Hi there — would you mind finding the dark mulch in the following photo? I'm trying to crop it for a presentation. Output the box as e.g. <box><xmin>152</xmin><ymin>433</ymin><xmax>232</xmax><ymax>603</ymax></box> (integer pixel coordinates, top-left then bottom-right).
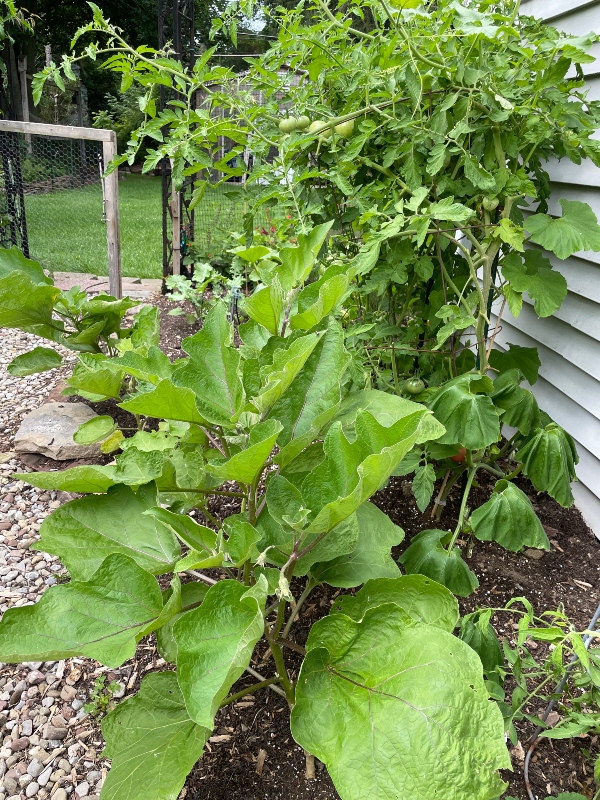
<box><xmin>10</xmin><ymin>295</ymin><xmax>600</xmax><ymax>800</ymax></box>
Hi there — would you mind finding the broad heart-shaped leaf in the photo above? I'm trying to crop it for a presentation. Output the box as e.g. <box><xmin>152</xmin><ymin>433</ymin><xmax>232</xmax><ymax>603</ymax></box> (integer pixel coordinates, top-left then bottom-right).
<box><xmin>119</xmin><ymin>379</ymin><xmax>207</xmax><ymax>424</ymax></box>
<box><xmin>7</xmin><ymin>346</ymin><xmax>62</xmax><ymax>376</ymax></box>
<box><xmin>36</xmin><ymin>484</ymin><xmax>180</xmax><ymax>580</ymax></box>
<box><xmin>471</xmin><ymin>480</ymin><xmax>550</xmax><ymax>552</ymax></box>
<box><xmin>0</xmin><ymin>246</ymin><xmax>53</xmax><ymax>284</ymax></box>
<box><xmin>173</xmin><ymin>303</ymin><xmax>244</xmax><ymax>426</ymax></box>
<box><xmin>289</xmin><ymin>264</ymin><xmax>352</xmax><ymax>330</ymax></box>
<box><xmin>269</xmin><ymin>319</ymin><xmax>351</xmax><ymax>452</ymax></box>
<box><xmin>174</xmin><ymin>577</ymin><xmax>267</xmax><ymax>729</ymax></box>
<box><xmin>250</xmin><ymin>331</ymin><xmax>323</xmax><ymax>415</ymax></box>
<box><xmin>428</xmin><ymin>374</ymin><xmax>500</xmax><ymax>449</ymax></box>
<box><xmin>0</xmin><ymin>554</ymin><xmax>174</xmax><ymax>668</ymax></box>
<box><xmin>309</xmin><ymin>502</ymin><xmax>404</xmax><ymax>588</ymax></box>
<box><xmin>516</xmin><ymin>423</ymin><xmax>578</xmax><ymax>507</ymax></box>
<box><xmin>399</xmin><ymin>529</ymin><xmax>479</xmax><ymax>597</ymax></box>
<box><xmin>291</xmin><ymin>605</ymin><xmax>510</xmax><ymax>800</ymax></box>
<box><xmin>301</xmin><ymin>407</ymin><xmax>444</xmax><ymax>535</ymax></box>
<box><xmin>208</xmin><ymin>419</ymin><xmax>282</xmax><ymax>485</ymax></box>
<box><xmin>334</xmin><ymin>390</ymin><xmax>437</xmax><ymax>437</ymax></box>
<box><xmin>143</xmin><ymin>507</ymin><xmax>218</xmax><ymax>552</ymax></box>
<box><xmin>501</xmin><ymin>250</ymin><xmax>567</xmax><ymax>318</ymax></box>
<box><xmin>242</xmin><ymin>276</ymin><xmax>285</xmax><ymax>336</ymax></box>
<box><xmin>489</xmin><ymin>343</ymin><xmax>540</xmax><ymax>385</ymax></box>
<box><xmin>157</xmin><ymin>583</ymin><xmax>209</xmax><ymax>663</ymax></box>
<box><xmin>491</xmin><ymin>369</ymin><xmax>540</xmax><ymax>435</ymax></box>
<box><xmin>73</xmin><ymin>415</ymin><xmax>116</xmax><ymax>444</ymax></box>
<box><xmin>15</xmin><ymin>465</ymin><xmax>118</xmax><ymax>493</ymax></box>
<box><xmin>111</xmin><ymin>346</ymin><xmax>172</xmax><ymax>383</ymax></box>
<box><xmin>331</xmin><ymin>574</ymin><xmax>459</xmax><ymax>632</ymax></box>
<box><xmin>0</xmin><ymin>271</ymin><xmax>60</xmax><ymax>340</ymax></box>
<box><xmin>100</xmin><ymin>671</ymin><xmax>209</xmax><ymax>800</ymax></box>
<box><xmin>524</xmin><ymin>199</ymin><xmax>600</xmax><ymax>260</ymax></box>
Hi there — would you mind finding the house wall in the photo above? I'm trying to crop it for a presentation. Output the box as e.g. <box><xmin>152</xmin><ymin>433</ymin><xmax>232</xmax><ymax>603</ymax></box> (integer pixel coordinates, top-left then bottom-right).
<box><xmin>493</xmin><ymin>0</ymin><xmax>600</xmax><ymax>535</ymax></box>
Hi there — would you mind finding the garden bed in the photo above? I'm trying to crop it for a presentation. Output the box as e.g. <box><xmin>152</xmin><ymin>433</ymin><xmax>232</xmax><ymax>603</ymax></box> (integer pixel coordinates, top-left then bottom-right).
<box><xmin>0</xmin><ymin>296</ymin><xmax>598</xmax><ymax>800</ymax></box>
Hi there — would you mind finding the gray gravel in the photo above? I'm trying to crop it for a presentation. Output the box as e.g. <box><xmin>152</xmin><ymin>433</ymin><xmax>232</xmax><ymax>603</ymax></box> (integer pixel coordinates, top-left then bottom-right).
<box><xmin>0</xmin><ymin>331</ymin><xmax>111</xmax><ymax>800</ymax></box>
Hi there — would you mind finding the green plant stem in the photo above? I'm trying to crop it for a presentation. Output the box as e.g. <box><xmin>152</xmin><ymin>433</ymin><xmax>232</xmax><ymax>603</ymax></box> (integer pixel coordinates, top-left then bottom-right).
<box><xmin>219</xmin><ymin>677</ymin><xmax>280</xmax><ymax>708</ymax></box>
<box><xmin>476</xmin><ymin>462</ymin><xmax>505</xmax><ymax>479</ymax></box>
<box><xmin>447</xmin><ymin>467</ymin><xmax>477</xmax><ymax>551</ymax></box>
<box><xmin>433</xmin><ymin>468</ymin><xmax>463</xmax><ymax>520</ymax></box>
<box><xmin>166</xmin><ymin>488</ymin><xmax>245</xmax><ymax>497</ymax></box>
<box><xmin>243</xmin><ymin>559</ymin><xmax>251</xmax><ymax>586</ymax></box>
<box><xmin>504</xmin><ymin>463</ymin><xmax>524</xmax><ymax>481</ymax></box>
<box><xmin>282</xmin><ymin>579</ymin><xmax>317</xmax><ymax>638</ymax></box>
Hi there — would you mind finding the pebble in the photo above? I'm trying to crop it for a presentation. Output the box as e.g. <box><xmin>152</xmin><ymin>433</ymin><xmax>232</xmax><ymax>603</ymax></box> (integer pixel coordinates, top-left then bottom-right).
<box><xmin>10</xmin><ymin>737</ymin><xmax>29</xmax><ymax>752</ymax></box>
<box><xmin>75</xmin><ymin>782</ymin><xmax>89</xmax><ymax>798</ymax></box>
<box><xmin>25</xmin><ymin>782</ymin><xmax>39</xmax><ymax>798</ymax></box>
<box><xmin>27</xmin><ymin>759</ymin><xmax>44</xmax><ymax>778</ymax></box>
<box><xmin>53</xmin><ymin>790</ymin><xmax>68</xmax><ymax>800</ymax></box>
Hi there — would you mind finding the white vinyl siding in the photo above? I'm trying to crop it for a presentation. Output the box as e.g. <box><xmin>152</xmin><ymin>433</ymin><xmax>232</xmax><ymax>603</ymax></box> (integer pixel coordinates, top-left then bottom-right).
<box><xmin>496</xmin><ymin>1</ymin><xmax>600</xmax><ymax>535</ymax></box>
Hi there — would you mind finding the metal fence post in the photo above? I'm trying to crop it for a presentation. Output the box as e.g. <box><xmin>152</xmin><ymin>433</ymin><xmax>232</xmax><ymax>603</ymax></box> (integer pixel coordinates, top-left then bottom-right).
<box><xmin>102</xmin><ymin>131</ymin><xmax>122</xmax><ymax>298</ymax></box>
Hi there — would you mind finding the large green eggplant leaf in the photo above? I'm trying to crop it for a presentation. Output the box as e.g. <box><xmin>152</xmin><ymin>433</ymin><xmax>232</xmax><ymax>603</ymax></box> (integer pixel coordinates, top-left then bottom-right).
<box><xmin>119</xmin><ymin>379</ymin><xmax>207</xmax><ymax>424</ymax></box>
<box><xmin>269</xmin><ymin>320</ymin><xmax>351</xmax><ymax>449</ymax></box>
<box><xmin>101</xmin><ymin>671</ymin><xmax>209</xmax><ymax>800</ymax></box>
<box><xmin>295</xmin><ymin>515</ymin><xmax>359</xmax><ymax>575</ymax></box>
<box><xmin>36</xmin><ymin>484</ymin><xmax>181</xmax><ymax>580</ymax></box>
<box><xmin>209</xmin><ymin>419</ymin><xmax>282</xmax><ymax>485</ymax></box>
<box><xmin>491</xmin><ymin>369</ymin><xmax>540</xmax><ymax>435</ymax></box>
<box><xmin>459</xmin><ymin>610</ymin><xmax>503</xmax><ymax>676</ymax></box>
<box><xmin>489</xmin><ymin>343</ymin><xmax>540</xmax><ymax>385</ymax></box>
<box><xmin>0</xmin><ymin>554</ymin><xmax>174</xmax><ymax>668</ymax></box>
<box><xmin>399</xmin><ymin>529</ymin><xmax>479</xmax><ymax>596</ymax></box>
<box><xmin>7</xmin><ymin>346</ymin><xmax>62</xmax><ymax>376</ymax></box>
<box><xmin>243</xmin><ymin>277</ymin><xmax>285</xmax><ymax>335</ymax></box>
<box><xmin>14</xmin><ymin>465</ymin><xmax>118</xmax><ymax>493</ymax></box>
<box><xmin>524</xmin><ymin>199</ymin><xmax>600</xmax><ymax>260</ymax></box>
<box><xmin>66</xmin><ymin>354</ymin><xmax>123</xmax><ymax>400</ymax></box>
<box><xmin>223</xmin><ymin>515</ymin><xmax>261</xmax><ymax>566</ymax></box>
<box><xmin>73</xmin><ymin>415</ymin><xmax>117</xmax><ymax>444</ymax></box>
<box><xmin>0</xmin><ymin>246</ymin><xmax>53</xmax><ymax>284</ymax></box>
<box><xmin>277</xmin><ymin>220</ymin><xmax>334</xmax><ymax>291</ymax></box>
<box><xmin>173</xmin><ymin>303</ymin><xmax>244</xmax><ymax>426</ymax></box>
<box><xmin>289</xmin><ymin>264</ymin><xmax>351</xmax><ymax>330</ymax></box>
<box><xmin>291</xmin><ymin>605</ymin><xmax>510</xmax><ymax>800</ymax></box>
<box><xmin>156</xmin><ymin>583</ymin><xmax>209</xmax><ymax>663</ymax></box>
<box><xmin>428</xmin><ymin>374</ymin><xmax>500</xmax><ymax>449</ymax></box>
<box><xmin>516</xmin><ymin>423</ymin><xmax>578</xmax><ymax>507</ymax></box>
<box><xmin>111</xmin><ymin>346</ymin><xmax>172</xmax><ymax>383</ymax></box>
<box><xmin>144</xmin><ymin>507</ymin><xmax>219</xmax><ymax>552</ymax></box>
<box><xmin>471</xmin><ymin>479</ymin><xmax>550</xmax><ymax>552</ymax></box>
<box><xmin>174</xmin><ymin>577</ymin><xmax>267</xmax><ymax>728</ymax></box>
<box><xmin>334</xmin><ymin>390</ymin><xmax>435</xmax><ymax>437</ymax></box>
<box><xmin>309</xmin><ymin>502</ymin><xmax>404</xmax><ymax>588</ymax></box>
<box><xmin>331</xmin><ymin>574</ymin><xmax>459</xmax><ymax>632</ymax></box>
<box><xmin>301</xmin><ymin>407</ymin><xmax>444</xmax><ymax>535</ymax></box>
<box><xmin>130</xmin><ymin>304</ymin><xmax>161</xmax><ymax>351</ymax></box>
<box><xmin>0</xmin><ymin>271</ymin><xmax>60</xmax><ymax>340</ymax></box>
<box><xmin>251</xmin><ymin>332</ymin><xmax>322</xmax><ymax>415</ymax></box>
<box><xmin>501</xmin><ymin>250</ymin><xmax>567</xmax><ymax>318</ymax></box>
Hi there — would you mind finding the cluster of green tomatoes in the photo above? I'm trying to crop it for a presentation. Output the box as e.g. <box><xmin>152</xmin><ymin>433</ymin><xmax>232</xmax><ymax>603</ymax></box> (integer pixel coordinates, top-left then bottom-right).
<box><xmin>278</xmin><ymin>115</ymin><xmax>355</xmax><ymax>140</ymax></box>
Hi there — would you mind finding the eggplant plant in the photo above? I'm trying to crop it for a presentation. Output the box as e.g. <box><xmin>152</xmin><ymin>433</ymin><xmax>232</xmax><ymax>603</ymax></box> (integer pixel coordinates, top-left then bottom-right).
<box><xmin>0</xmin><ymin>246</ymin><xmax>152</xmax><ymax>381</ymax></box>
<box><xmin>0</xmin><ymin>225</ymin><xmax>512</xmax><ymax>800</ymax></box>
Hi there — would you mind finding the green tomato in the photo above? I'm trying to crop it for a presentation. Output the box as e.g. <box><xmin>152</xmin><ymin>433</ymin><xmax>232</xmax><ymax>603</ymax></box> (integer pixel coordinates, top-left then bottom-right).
<box><xmin>405</xmin><ymin>377</ymin><xmax>425</xmax><ymax>395</ymax></box>
<box><xmin>482</xmin><ymin>196</ymin><xmax>499</xmax><ymax>212</ymax></box>
<box><xmin>318</xmin><ymin>264</ymin><xmax>327</xmax><ymax>276</ymax></box>
<box><xmin>334</xmin><ymin>118</ymin><xmax>355</xmax><ymax>138</ymax></box>
<box><xmin>279</xmin><ymin>117</ymin><xmax>298</xmax><ymax>134</ymax></box>
<box><xmin>296</xmin><ymin>115</ymin><xmax>311</xmax><ymax>130</ymax></box>
<box><xmin>308</xmin><ymin>120</ymin><xmax>333</xmax><ymax>140</ymax></box>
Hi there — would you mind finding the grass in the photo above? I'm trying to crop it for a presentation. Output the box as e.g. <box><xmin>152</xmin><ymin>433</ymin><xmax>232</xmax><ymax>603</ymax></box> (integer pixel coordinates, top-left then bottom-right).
<box><xmin>25</xmin><ymin>173</ymin><xmax>163</xmax><ymax>279</ymax></box>
<box><xmin>24</xmin><ymin>176</ymin><xmax>254</xmax><ymax>279</ymax></box>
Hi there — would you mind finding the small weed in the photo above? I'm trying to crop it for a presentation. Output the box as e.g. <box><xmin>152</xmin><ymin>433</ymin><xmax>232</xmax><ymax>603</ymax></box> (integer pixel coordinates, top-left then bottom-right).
<box><xmin>84</xmin><ymin>675</ymin><xmax>121</xmax><ymax>717</ymax></box>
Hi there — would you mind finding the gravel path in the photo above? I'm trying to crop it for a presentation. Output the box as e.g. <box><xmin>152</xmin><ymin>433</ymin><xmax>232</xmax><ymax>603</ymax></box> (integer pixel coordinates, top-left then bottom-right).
<box><xmin>0</xmin><ymin>332</ymin><xmax>116</xmax><ymax>800</ymax></box>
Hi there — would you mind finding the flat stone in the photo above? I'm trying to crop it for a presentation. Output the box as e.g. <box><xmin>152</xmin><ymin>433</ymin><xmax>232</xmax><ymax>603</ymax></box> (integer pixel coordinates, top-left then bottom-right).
<box><xmin>25</xmin><ymin>781</ymin><xmax>39</xmax><ymax>798</ymax></box>
<box><xmin>9</xmin><ymin>737</ymin><xmax>29</xmax><ymax>752</ymax></box>
<box><xmin>53</xmin><ymin>789</ymin><xmax>68</xmax><ymax>800</ymax></box>
<box><xmin>26</xmin><ymin>671</ymin><xmax>45</xmax><ymax>686</ymax></box>
<box><xmin>14</xmin><ymin>403</ymin><xmax>101</xmax><ymax>461</ymax></box>
<box><xmin>37</xmin><ymin>765</ymin><xmax>52</xmax><ymax>787</ymax></box>
<box><xmin>524</xmin><ymin>548</ymin><xmax>545</xmax><ymax>560</ymax></box>
<box><xmin>42</xmin><ymin>724</ymin><xmax>67</xmax><ymax>741</ymax></box>
<box><xmin>27</xmin><ymin>759</ymin><xmax>44</xmax><ymax>778</ymax></box>
<box><xmin>59</xmin><ymin>686</ymin><xmax>76</xmax><ymax>703</ymax></box>
<box><xmin>74</xmin><ymin>782</ymin><xmax>89</xmax><ymax>798</ymax></box>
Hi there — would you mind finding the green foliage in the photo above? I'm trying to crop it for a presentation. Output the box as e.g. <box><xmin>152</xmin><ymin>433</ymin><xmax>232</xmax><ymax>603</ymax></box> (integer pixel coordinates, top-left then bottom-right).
<box><xmin>84</xmin><ymin>675</ymin><xmax>121</xmax><ymax>717</ymax></box>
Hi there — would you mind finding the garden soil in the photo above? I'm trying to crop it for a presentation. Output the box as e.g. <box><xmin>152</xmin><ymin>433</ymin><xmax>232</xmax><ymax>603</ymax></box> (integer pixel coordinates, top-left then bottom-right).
<box><xmin>2</xmin><ymin>295</ymin><xmax>598</xmax><ymax>800</ymax></box>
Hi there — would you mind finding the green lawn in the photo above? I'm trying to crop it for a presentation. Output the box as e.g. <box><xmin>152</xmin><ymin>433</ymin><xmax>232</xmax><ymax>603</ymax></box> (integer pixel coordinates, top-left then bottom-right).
<box><xmin>25</xmin><ymin>174</ymin><xmax>163</xmax><ymax>278</ymax></box>
<box><xmin>24</xmin><ymin>176</ymin><xmax>255</xmax><ymax>279</ymax></box>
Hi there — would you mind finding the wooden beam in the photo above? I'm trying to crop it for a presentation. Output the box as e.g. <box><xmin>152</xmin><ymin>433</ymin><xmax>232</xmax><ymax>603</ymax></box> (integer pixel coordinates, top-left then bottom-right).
<box><xmin>102</xmin><ymin>134</ymin><xmax>122</xmax><ymax>298</ymax></box>
<box><xmin>170</xmin><ymin>158</ymin><xmax>181</xmax><ymax>276</ymax></box>
<box><xmin>0</xmin><ymin>119</ymin><xmax>114</xmax><ymax>142</ymax></box>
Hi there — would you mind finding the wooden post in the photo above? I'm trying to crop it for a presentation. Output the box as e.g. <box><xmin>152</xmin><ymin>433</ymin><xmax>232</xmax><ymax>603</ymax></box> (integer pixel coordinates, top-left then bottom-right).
<box><xmin>170</xmin><ymin>158</ymin><xmax>181</xmax><ymax>276</ymax></box>
<box><xmin>102</xmin><ymin>133</ymin><xmax>122</xmax><ymax>298</ymax></box>
<box><xmin>16</xmin><ymin>56</ymin><xmax>31</xmax><ymax>153</ymax></box>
